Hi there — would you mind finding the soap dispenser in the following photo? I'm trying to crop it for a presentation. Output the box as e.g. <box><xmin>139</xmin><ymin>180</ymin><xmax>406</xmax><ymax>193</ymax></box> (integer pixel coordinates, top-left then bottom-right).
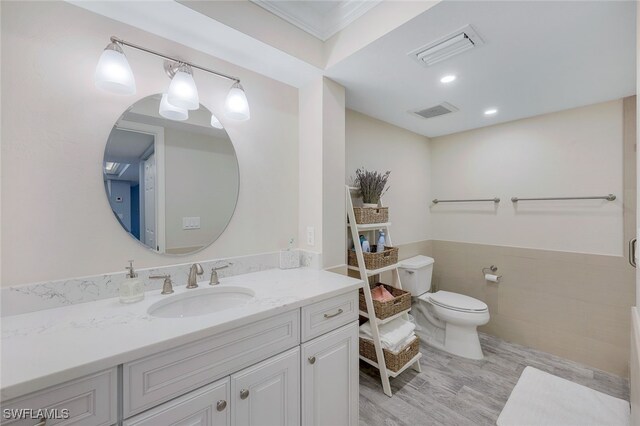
<box><xmin>120</xmin><ymin>260</ymin><xmax>145</xmax><ymax>304</ymax></box>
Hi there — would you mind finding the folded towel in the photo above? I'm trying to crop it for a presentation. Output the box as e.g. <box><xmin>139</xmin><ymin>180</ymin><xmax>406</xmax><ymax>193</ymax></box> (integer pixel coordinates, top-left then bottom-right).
<box><xmin>360</xmin><ymin>317</ymin><xmax>415</xmax><ymax>349</ymax></box>
<box><xmin>371</xmin><ymin>285</ymin><xmax>395</xmax><ymax>302</ymax></box>
<box><xmin>359</xmin><ymin>331</ymin><xmax>416</xmax><ymax>352</ymax></box>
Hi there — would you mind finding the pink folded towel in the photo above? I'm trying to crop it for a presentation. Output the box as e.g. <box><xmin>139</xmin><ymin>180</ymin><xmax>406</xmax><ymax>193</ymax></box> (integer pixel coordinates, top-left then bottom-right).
<box><xmin>371</xmin><ymin>285</ymin><xmax>395</xmax><ymax>302</ymax></box>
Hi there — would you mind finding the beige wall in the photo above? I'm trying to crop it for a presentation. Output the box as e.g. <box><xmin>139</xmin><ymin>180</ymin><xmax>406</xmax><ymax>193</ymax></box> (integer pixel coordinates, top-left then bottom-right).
<box><xmin>345</xmin><ymin>109</ymin><xmax>432</xmax><ymax>245</ymax></box>
<box><xmin>1</xmin><ymin>1</ymin><xmax>299</xmax><ymax>286</ymax></box>
<box><xmin>431</xmin><ymin>240</ymin><xmax>633</xmax><ymax>377</ymax></box>
<box><xmin>345</xmin><ymin>100</ymin><xmax>634</xmax><ymax>376</ymax></box>
<box><xmin>430</xmin><ymin>100</ymin><xmax>625</xmax><ymax>256</ymax></box>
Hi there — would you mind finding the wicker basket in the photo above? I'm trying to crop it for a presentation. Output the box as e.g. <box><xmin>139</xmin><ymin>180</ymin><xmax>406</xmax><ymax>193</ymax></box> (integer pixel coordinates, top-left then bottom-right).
<box><xmin>359</xmin><ymin>284</ymin><xmax>411</xmax><ymax>320</ymax></box>
<box><xmin>348</xmin><ymin>246</ymin><xmax>399</xmax><ymax>270</ymax></box>
<box><xmin>359</xmin><ymin>336</ymin><xmax>420</xmax><ymax>372</ymax></box>
<box><xmin>353</xmin><ymin>207</ymin><xmax>389</xmax><ymax>224</ymax></box>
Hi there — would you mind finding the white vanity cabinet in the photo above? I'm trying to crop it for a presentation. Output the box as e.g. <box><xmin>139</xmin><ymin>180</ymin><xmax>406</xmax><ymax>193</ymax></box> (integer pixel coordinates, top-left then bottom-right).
<box><xmin>301</xmin><ymin>322</ymin><xmax>359</xmax><ymax>426</ymax></box>
<box><xmin>2</xmin><ymin>289</ymin><xmax>360</xmax><ymax>426</ymax></box>
<box><xmin>0</xmin><ymin>369</ymin><xmax>118</xmax><ymax>426</ymax></box>
<box><xmin>230</xmin><ymin>347</ymin><xmax>300</xmax><ymax>426</ymax></box>
<box><xmin>124</xmin><ymin>378</ymin><xmax>230</xmax><ymax>426</ymax></box>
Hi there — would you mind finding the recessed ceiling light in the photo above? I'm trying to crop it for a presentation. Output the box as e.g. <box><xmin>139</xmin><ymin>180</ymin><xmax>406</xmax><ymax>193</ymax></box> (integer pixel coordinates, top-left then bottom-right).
<box><xmin>484</xmin><ymin>108</ymin><xmax>498</xmax><ymax>115</ymax></box>
<box><xmin>440</xmin><ymin>75</ymin><xmax>456</xmax><ymax>83</ymax></box>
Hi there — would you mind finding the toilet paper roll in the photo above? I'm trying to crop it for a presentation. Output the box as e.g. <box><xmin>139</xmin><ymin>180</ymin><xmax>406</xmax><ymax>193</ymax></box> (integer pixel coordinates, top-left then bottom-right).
<box><xmin>485</xmin><ymin>274</ymin><xmax>500</xmax><ymax>282</ymax></box>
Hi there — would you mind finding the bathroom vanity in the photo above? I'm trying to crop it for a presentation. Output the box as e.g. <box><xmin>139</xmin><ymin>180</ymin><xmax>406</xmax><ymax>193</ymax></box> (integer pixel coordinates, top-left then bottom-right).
<box><xmin>1</xmin><ymin>268</ymin><xmax>362</xmax><ymax>426</ymax></box>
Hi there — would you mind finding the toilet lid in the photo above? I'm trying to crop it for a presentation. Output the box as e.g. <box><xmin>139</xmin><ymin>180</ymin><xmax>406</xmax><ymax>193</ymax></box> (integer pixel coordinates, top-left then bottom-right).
<box><xmin>426</xmin><ymin>291</ymin><xmax>488</xmax><ymax>313</ymax></box>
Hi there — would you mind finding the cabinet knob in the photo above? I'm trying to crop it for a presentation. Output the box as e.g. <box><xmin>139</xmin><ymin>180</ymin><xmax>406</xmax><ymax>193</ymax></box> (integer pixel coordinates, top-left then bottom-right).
<box><xmin>217</xmin><ymin>400</ymin><xmax>227</xmax><ymax>411</ymax></box>
<box><xmin>240</xmin><ymin>389</ymin><xmax>250</xmax><ymax>399</ymax></box>
<box><xmin>308</xmin><ymin>356</ymin><xmax>316</xmax><ymax>365</ymax></box>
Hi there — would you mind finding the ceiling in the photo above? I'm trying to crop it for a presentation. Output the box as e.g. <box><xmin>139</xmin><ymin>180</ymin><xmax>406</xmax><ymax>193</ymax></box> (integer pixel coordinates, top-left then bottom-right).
<box><xmin>326</xmin><ymin>0</ymin><xmax>637</xmax><ymax>137</ymax></box>
<box><xmin>251</xmin><ymin>0</ymin><xmax>382</xmax><ymax>41</ymax></box>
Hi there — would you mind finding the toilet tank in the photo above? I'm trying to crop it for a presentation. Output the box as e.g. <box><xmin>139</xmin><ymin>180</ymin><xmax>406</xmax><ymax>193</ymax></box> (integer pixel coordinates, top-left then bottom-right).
<box><xmin>398</xmin><ymin>255</ymin><xmax>435</xmax><ymax>296</ymax></box>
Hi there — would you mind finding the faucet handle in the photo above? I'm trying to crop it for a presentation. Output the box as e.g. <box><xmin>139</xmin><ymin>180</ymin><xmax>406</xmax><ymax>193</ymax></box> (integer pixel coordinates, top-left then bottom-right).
<box><xmin>212</xmin><ymin>262</ymin><xmax>232</xmax><ymax>271</ymax></box>
<box><xmin>150</xmin><ymin>274</ymin><xmax>174</xmax><ymax>295</ymax></box>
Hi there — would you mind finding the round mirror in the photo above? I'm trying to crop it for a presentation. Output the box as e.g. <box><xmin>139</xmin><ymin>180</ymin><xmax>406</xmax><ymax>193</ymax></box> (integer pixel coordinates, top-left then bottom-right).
<box><xmin>103</xmin><ymin>94</ymin><xmax>239</xmax><ymax>255</ymax></box>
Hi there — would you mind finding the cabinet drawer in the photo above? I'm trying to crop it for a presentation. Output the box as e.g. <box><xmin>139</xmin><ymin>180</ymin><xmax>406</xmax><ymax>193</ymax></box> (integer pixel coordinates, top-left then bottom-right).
<box><xmin>123</xmin><ymin>310</ymin><xmax>299</xmax><ymax>418</ymax></box>
<box><xmin>1</xmin><ymin>369</ymin><xmax>117</xmax><ymax>426</ymax></box>
<box><xmin>301</xmin><ymin>291</ymin><xmax>358</xmax><ymax>342</ymax></box>
<box><xmin>124</xmin><ymin>378</ymin><xmax>230</xmax><ymax>426</ymax></box>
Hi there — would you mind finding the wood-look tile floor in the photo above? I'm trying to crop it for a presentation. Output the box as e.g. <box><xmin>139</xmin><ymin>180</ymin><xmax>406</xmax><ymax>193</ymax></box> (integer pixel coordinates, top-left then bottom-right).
<box><xmin>359</xmin><ymin>333</ymin><xmax>629</xmax><ymax>426</ymax></box>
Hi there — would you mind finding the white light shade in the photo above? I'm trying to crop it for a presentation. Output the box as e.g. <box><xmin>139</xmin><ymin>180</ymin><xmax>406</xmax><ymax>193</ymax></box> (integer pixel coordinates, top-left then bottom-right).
<box><xmin>210</xmin><ymin>113</ymin><xmax>223</xmax><ymax>129</ymax></box>
<box><xmin>440</xmin><ymin>75</ymin><xmax>456</xmax><ymax>83</ymax></box>
<box><xmin>159</xmin><ymin>93</ymin><xmax>188</xmax><ymax>121</ymax></box>
<box><xmin>167</xmin><ymin>69</ymin><xmax>199</xmax><ymax>110</ymax></box>
<box><xmin>94</xmin><ymin>44</ymin><xmax>136</xmax><ymax>95</ymax></box>
<box><xmin>224</xmin><ymin>83</ymin><xmax>250</xmax><ymax>121</ymax></box>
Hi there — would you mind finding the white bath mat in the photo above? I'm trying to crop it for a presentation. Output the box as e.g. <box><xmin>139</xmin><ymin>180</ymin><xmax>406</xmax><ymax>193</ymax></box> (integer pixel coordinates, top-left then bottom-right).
<box><xmin>497</xmin><ymin>366</ymin><xmax>630</xmax><ymax>426</ymax></box>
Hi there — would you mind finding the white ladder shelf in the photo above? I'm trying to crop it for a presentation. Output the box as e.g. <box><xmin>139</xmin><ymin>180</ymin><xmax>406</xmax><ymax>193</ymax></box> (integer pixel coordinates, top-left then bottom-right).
<box><xmin>346</xmin><ymin>185</ymin><xmax>422</xmax><ymax>397</ymax></box>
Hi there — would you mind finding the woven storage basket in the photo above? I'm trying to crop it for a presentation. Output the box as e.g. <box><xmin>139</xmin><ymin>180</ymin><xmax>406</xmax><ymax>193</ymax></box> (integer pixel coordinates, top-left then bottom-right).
<box><xmin>353</xmin><ymin>207</ymin><xmax>389</xmax><ymax>224</ymax></box>
<box><xmin>348</xmin><ymin>246</ymin><xmax>399</xmax><ymax>270</ymax></box>
<box><xmin>359</xmin><ymin>336</ymin><xmax>419</xmax><ymax>372</ymax></box>
<box><xmin>359</xmin><ymin>284</ymin><xmax>411</xmax><ymax>320</ymax></box>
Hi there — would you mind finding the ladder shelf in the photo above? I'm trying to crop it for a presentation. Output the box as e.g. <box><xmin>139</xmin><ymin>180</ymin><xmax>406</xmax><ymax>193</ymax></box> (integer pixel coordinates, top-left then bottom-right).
<box><xmin>346</xmin><ymin>185</ymin><xmax>421</xmax><ymax>397</ymax></box>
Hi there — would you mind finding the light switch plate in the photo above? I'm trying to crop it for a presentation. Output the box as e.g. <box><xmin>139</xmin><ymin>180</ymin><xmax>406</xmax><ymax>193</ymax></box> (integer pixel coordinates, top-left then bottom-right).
<box><xmin>183</xmin><ymin>217</ymin><xmax>201</xmax><ymax>230</ymax></box>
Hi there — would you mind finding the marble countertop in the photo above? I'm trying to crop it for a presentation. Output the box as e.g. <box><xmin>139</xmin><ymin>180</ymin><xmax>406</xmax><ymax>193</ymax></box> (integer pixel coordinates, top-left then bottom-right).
<box><xmin>1</xmin><ymin>268</ymin><xmax>362</xmax><ymax>400</ymax></box>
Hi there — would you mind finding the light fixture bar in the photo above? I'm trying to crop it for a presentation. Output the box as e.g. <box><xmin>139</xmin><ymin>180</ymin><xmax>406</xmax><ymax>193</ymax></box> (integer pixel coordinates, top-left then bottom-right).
<box><xmin>110</xmin><ymin>36</ymin><xmax>240</xmax><ymax>84</ymax></box>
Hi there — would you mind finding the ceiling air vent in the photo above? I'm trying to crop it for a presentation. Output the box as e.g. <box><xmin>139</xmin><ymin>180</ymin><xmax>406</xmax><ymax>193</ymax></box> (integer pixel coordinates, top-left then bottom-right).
<box><xmin>412</xmin><ymin>102</ymin><xmax>459</xmax><ymax>120</ymax></box>
<box><xmin>409</xmin><ymin>25</ymin><xmax>484</xmax><ymax>67</ymax></box>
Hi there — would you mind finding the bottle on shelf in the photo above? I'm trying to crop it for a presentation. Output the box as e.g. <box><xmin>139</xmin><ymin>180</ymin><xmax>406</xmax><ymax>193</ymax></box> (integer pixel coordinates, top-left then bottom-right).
<box><xmin>377</xmin><ymin>230</ymin><xmax>386</xmax><ymax>253</ymax></box>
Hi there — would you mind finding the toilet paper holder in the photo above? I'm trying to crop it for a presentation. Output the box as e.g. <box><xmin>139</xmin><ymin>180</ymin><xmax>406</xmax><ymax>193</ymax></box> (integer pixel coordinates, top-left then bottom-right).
<box><xmin>482</xmin><ymin>265</ymin><xmax>502</xmax><ymax>282</ymax></box>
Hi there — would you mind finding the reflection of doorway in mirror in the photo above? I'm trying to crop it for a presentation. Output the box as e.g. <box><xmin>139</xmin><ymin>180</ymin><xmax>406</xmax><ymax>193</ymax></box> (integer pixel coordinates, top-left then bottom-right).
<box><xmin>110</xmin><ymin>120</ymin><xmax>166</xmax><ymax>253</ymax></box>
<box><xmin>143</xmin><ymin>153</ymin><xmax>156</xmax><ymax>251</ymax></box>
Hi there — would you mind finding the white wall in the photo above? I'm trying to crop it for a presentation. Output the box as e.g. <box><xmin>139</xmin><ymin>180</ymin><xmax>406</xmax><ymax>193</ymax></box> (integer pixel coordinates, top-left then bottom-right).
<box><xmin>164</xmin><ymin>129</ymin><xmax>239</xmax><ymax>253</ymax></box>
<box><xmin>345</xmin><ymin>109</ymin><xmax>432</xmax><ymax>245</ymax></box>
<box><xmin>430</xmin><ymin>100</ymin><xmax>624</xmax><ymax>255</ymax></box>
<box><xmin>298</xmin><ymin>77</ymin><xmax>346</xmax><ymax>269</ymax></box>
<box><xmin>1</xmin><ymin>1</ymin><xmax>299</xmax><ymax>286</ymax></box>
<box><xmin>322</xmin><ymin>78</ymin><xmax>346</xmax><ymax>269</ymax></box>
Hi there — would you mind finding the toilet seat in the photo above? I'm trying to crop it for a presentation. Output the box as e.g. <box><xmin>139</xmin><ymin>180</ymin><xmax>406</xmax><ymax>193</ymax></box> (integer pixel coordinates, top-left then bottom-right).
<box><xmin>419</xmin><ymin>291</ymin><xmax>488</xmax><ymax>313</ymax></box>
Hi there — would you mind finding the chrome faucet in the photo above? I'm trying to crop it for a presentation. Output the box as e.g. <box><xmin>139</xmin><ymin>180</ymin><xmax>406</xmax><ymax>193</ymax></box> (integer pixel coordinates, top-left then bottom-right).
<box><xmin>187</xmin><ymin>263</ymin><xmax>203</xmax><ymax>289</ymax></box>
<box><xmin>209</xmin><ymin>263</ymin><xmax>231</xmax><ymax>286</ymax></box>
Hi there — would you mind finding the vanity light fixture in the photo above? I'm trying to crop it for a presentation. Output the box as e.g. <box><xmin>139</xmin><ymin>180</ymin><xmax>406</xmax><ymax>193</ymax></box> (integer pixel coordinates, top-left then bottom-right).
<box><xmin>159</xmin><ymin>93</ymin><xmax>189</xmax><ymax>121</ymax></box>
<box><xmin>484</xmin><ymin>108</ymin><xmax>498</xmax><ymax>115</ymax></box>
<box><xmin>94</xmin><ymin>42</ymin><xmax>136</xmax><ymax>95</ymax></box>
<box><xmin>440</xmin><ymin>75</ymin><xmax>456</xmax><ymax>83</ymax></box>
<box><xmin>167</xmin><ymin>64</ymin><xmax>199</xmax><ymax>110</ymax></box>
<box><xmin>224</xmin><ymin>82</ymin><xmax>250</xmax><ymax>121</ymax></box>
<box><xmin>95</xmin><ymin>36</ymin><xmax>250</xmax><ymax>124</ymax></box>
<box><xmin>210</xmin><ymin>113</ymin><xmax>223</xmax><ymax>129</ymax></box>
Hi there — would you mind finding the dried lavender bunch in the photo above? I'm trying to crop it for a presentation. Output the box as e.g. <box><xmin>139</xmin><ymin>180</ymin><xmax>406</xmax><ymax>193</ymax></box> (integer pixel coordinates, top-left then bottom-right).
<box><xmin>354</xmin><ymin>168</ymin><xmax>391</xmax><ymax>204</ymax></box>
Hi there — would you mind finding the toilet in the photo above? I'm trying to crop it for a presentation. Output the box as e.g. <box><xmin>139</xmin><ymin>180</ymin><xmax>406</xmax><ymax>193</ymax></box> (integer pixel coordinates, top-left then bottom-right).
<box><xmin>398</xmin><ymin>255</ymin><xmax>490</xmax><ymax>360</ymax></box>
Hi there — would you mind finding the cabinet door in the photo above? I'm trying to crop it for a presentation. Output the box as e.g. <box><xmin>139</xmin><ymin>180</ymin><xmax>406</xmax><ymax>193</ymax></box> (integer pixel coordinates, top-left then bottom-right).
<box><xmin>124</xmin><ymin>378</ymin><xmax>230</xmax><ymax>426</ymax></box>
<box><xmin>230</xmin><ymin>347</ymin><xmax>299</xmax><ymax>426</ymax></box>
<box><xmin>301</xmin><ymin>321</ymin><xmax>359</xmax><ymax>426</ymax></box>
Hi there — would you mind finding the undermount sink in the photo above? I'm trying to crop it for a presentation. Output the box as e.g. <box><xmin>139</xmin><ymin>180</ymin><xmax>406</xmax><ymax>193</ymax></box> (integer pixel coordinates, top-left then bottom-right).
<box><xmin>148</xmin><ymin>286</ymin><xmax>255</xmax><ymax>318</ymax></box>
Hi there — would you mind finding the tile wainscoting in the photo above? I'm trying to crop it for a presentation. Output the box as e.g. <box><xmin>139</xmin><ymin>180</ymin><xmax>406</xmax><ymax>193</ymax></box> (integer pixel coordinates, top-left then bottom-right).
<box><xmin>389</xmin><ymin>240</ymin><xmax>634</xmax><ymax>377</ymax></box>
